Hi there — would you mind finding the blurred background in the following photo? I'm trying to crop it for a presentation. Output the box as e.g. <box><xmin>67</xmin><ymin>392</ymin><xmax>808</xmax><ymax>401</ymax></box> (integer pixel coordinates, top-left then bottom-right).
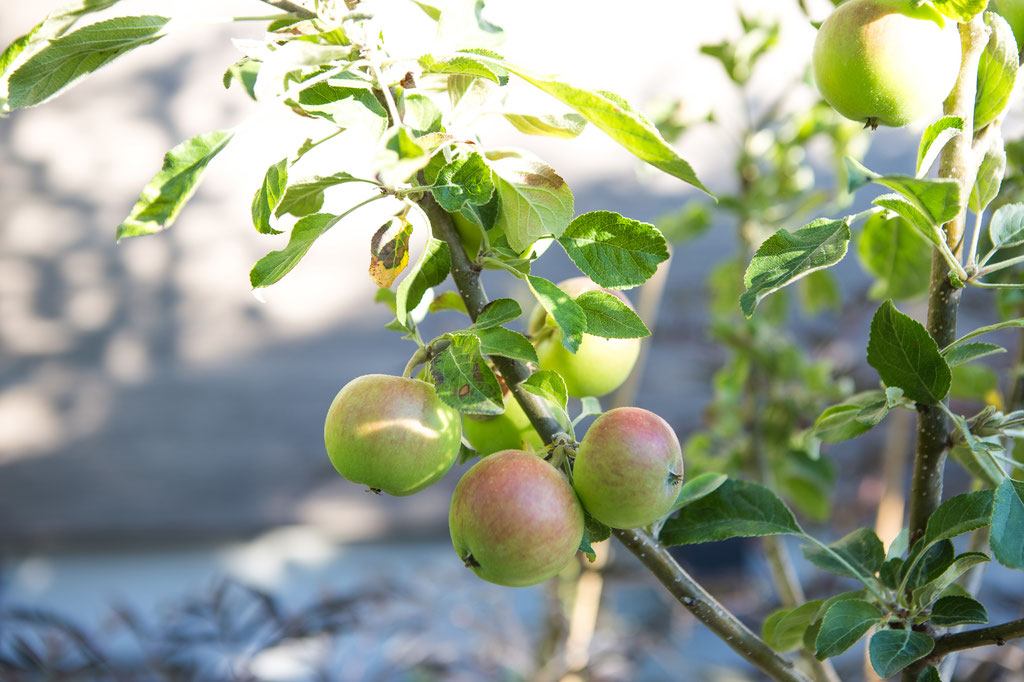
<box><xmin>1</xmin><ymin>0</ymin><xmax>1023</xmax><ymax>680</ymax></box>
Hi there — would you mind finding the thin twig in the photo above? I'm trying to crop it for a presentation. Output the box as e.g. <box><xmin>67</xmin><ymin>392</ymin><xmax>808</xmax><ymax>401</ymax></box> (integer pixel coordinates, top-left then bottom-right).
<box><xmin>257</xmin><ymin>0</ymin><xmax>317</xmax><ymax>19</ymax></box>
<box><xmin>929</xmin><ymin>618</ymin><xmax>1024</xmax><ymax>660</ymax></box>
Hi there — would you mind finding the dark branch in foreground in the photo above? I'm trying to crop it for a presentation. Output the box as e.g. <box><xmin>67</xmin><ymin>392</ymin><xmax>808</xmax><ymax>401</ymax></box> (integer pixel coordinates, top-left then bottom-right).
<box><xmin>419</xmin><ymin>189</ymin><xmax>811</xmax><ymax>682</ymax></box>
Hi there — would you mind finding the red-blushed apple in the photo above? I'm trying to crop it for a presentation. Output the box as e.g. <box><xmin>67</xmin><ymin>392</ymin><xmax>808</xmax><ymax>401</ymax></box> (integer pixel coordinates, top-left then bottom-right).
<box><xmin>449</xmin><ymin>449</ymin><xmax>584</xmax><ymax>586</ymax></box>
<box><xmin>572</xmin><ymin>407</ymin><xmax>683</xmax><ymax>529</ymax></box>
<box><xmin>324</xmin><ymin>374</ymin><xmax>461</xmax><ymax>496</ymax></box>
<box><xmin>812</xmin><ymin>0</ymin><xmax>960</xmax><ymax>128</ymax></box>
<box><xmin>528</xmin><ymin>277</ymin><xmax>641</xmax><ymax>398</ymax></box>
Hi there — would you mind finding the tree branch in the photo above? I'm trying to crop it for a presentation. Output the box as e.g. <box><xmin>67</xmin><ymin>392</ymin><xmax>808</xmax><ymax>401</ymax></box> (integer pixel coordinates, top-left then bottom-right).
<box><xmin>907</xmin><ymin>15</ymin><xmax>989</xmax><ymax>547</ymax></box>
<box><xmin>418</xmin><ymin>190</ymin><xmax>811</xmax><ymax>682</ymax></box>
<box><xmin>903</xmin><ymin>16</ymin><xmax>991</xmax><ymax>681</ymax></box>
<box><xmin>930</xmin><ymin>618</ymin><xmax>1024</xmax><ymax>660</ymax></box>
<box><xmin>257</xmin><ymin>0</ymin><xmax>317</xmax><ymax>19</ymax></box>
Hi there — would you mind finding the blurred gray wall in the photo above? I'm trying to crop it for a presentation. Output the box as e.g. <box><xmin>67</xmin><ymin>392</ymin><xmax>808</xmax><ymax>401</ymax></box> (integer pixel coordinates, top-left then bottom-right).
<box><xmin>0</xmin><ymin>0</ymin><xmax>895</xmax><ymax>551</ymax></box>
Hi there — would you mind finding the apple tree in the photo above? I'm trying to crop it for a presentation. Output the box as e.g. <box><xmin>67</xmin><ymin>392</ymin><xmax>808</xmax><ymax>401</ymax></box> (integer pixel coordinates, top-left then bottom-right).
<box><xmin>3</xmin><ymin>1</ymin><xmax>1024</xmax><ymax>681</ymax></box>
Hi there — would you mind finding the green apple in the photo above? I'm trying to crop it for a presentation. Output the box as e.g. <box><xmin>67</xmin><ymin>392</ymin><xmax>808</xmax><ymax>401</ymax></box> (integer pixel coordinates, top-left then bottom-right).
<box><xmin>812</xmin><ymin>0</ymin><xmax>961</xmax><ymax>128</ymax></box>
<box><xmin>449</xmin><ymin>449</ymin><xmax>584</xmax><ymax>587</ymax></box>
<box><xmin>324</xmin><ymin>374</ymin><xmax>461</xmax><ymax>496</ymax></box>
<box><xmin>573</xmin><ymin>407</ymin><xmax>683</xmax><ymax>529</ymax></box>
<box><xmin>529</xmin><ymin>277</ymin><xmax>641</xmax><ymax>398</ymax></box>
<box><xmin>462</xmin><ymin>387</ymin><xmax>545</xmax><ymax>456</ymax></box>
<box><xmin>450</xmin><ymin>209</ymin><xmax>551</xmax><ymax>264</ymax></box>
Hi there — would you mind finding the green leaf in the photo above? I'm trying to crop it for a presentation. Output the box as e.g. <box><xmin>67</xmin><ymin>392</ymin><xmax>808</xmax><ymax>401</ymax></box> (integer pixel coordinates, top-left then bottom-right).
<box><xmin>0</xmin><ymin>32</ymin><xmax>32</xmax><ymax>84</ymax></box>
<box><xmin>557</xmin><ymin>211</ymin><xmax>669</xmax><ymax>289</ymax></box>
<box><xmin>814</xmin><ymin>599</ymin><xmax>882</xmax><ymax>660</ymax></box>
<box><xmin>869</xmin><ymin>629</ymin><xmax>935</xmax><ymax>678</ymax></box>
<box><xmin>970</xmin><ymin>128</ymin><xmax>1006</xmax><ymax>213</ymax></box>
<box><xmin>223</xmin><ymin>58</ymin><xmax>260</xmax><ymax>100</ymax></box>
<box><xmin>903</xmin><ymin>539</ymin><xmax>956</xmax><ymax>592</ymax></box>
<box><xmin>988</xmin><ymin>203</ymin><xmax>1024</xmax><ymax>252</ymax></box>
<box><xmin>932</xmin><ymin>0</ymin><xmax>988</xmax><ymax>24</ymax></box>
<box><xmin>522</xmin><ymin>369</ymin><xmax>568</xmax><ymax>410</ymax></box>
<box><xmin>812</xmin><ymin>391</ymin><xmax>890</xmax><ymax>443</ymax></box>
<box><xmin>579</xmin><ymin>510</ymin><xmax>611</xmax><ymax>561</ymax></box>
<box><xmin>575</xmin><ymin>291</ymin><xmax>650</xmax><ymax>339</ymax></box>
<box><xmin>929</xmin><ymin>595</ymin><xmax>989</xmax><ymax>626</ymax></box>
<box><xmin>857</xmin><ymin>213</ymin><xmax>930</xmax><ymax>301</ymax></box>
<box><xmin>923</xmin><ymin>489</ymin><xmax>995</xmax><ymax>546</ymax></box>
<box><xmin>117</xmin><ymin>130</ymin><xmax>234</xmax><ymax>239</ymax></box>
<box><xmin>432</xmin><ymin>152</ymin><xmax>494</xmax><ymax>212</ymax></box>
<box><xmin>866</xmin><ymin>300</ymin><xmax>952</xmax><ymax>405</ymax></box>
<box><xmin>409</xmin><ymin>0</ymin><xmax>442</xmax><ymax>20</ymax></box>
<box><xmin>944</xmin><ymin>342</ymin><xmax>1006</xmax><ymax>367</ymax></box>
<box><xmin>945</xmin><ymin>316</ymin><xmax>1024</xmax><ymax>351</ymax></box>
<box><xmin>670</xmin><ymin>472</ymin><xmax>728</xmax><ymax>513</ymax></box>
<box><xmin>276</xmin><ymin>172</ymin><xmax>365</xmax><ymax>219</ymax></box>
<box><xmin>399</xmin><ymin>92</ymin><xmax>443</xmax><ymax>136</ymax></box>
<box><xmin>1</xmin><ymin>0</ymin><xmax>128</xmax><ymax>106</ymax></box>
<box><xmin>8</xmin><ymin>15</ymin><xmax>169</xmax><ymax>109</ymax></box>
<box><xmin>503</xmin><ymin>112</ymin><xmax>586</xmax><ymax>138</ymax></box>
<box><xmin>488</xmin><ymin>151</ymin><xmax>574</xmax><ymax>253</ymax></box>
<box><xmin>763</xmin><ymin>601</ymin><xmax>824</xmax><ymax>653</ymax></box>
<box><xmin>528</xmin><ymin>275</ymin><xmax>586</xmax><ymax>353</ymax></box>
<box><xmin>802</xmin><ymin>527</ymin><xmax>885</xmax><ymax>580</ymax></box>
<box><xmin>249</xmin><ymin>213</ymin><xmax>337</xmax><ymax>288</ymax></box>
<box><xmin>872</xmin><ymin>194</ymin><xmax>946</xmax><ymax>252</ymax></box>
<box><xmin>578</xmin><ymin>396</ymin><xmax>602</xmax><ymax>419</ymax></box>
<box><xmin>917</xmin><ymin>116</ymin><xmax>963</xmax><ymax>177</ymax></box>
<box><xmin>251</xmin><ymin>157</ymin><xmax>288</xmax><ymax>235</ymax></box>
<box><xmin>429</xmin><ymin>332</ymin><xmax>503</xmax><ymax>415</ymax></box>
<box><xmin>917</xmin><ymin>666</ymin><xmax>943</xmax><ymax>682</ymax></box>
<box><xmin>473</xmin><ymin>326</ymin><xmax>538</xmax><ymax>364</ymax></box>
<box><xmin>879</xmin><ymin>557</ymin><xmax>903</xmax><ymax>590</ymax></box>
<box><xmin>491</xmin><ymin>60</ymin><xmax>711</xmax><ymax>195</ymax></box>
<box><xmin>659</xmin><ymin>479</ymin><xmax>802</xmax><ymax>545</ymax></box>
<box><xmin>428</xmin><ymin>290</ymin><xmax>468</xmax><ymax>315</ymax></box>
<box><xmin>376</xmin><ymin>126</ymin><xmax>433</xmax><ymax>187</ymax></box>
<box><xmin>418</xmin><ymin>52</ymin><xmax>509</xmax><ymax>86</ymax></box>
<box><xmin>740</xmin><ymin>218</ymin><xmax>851</xmax><ymax>318</ymax></box>
<box><xmin>990</xmin><ymin>477</ymin><xmax>1024</xmax><ymax>569</ymax></box>
<box><xmin>292</xmin><ymin>78</ymin><xmax>387</xmax><ymax>133</ymax></box>
<box><xmin>472</xmin><ymin>298</ymin><xmax>522</xmax><ymax>329</ymax></box>
<box><xmin>396</xmin><ymin>237</ymin><xmax>452</xmax><ymax>326</ymax></box>
<box><xmin>950</xmin><ymin>440</ymin><xmax>1006</xmax><ymax>489</ymax></box>
<box><xmin>975</xmin><ymin>11</ymin><xmax>1019</xmax><ymax>132</ymax></box>
<box><xmin>912</xmin><ymin>552</ymin><xmax>990</xmax><ymax>609</ymax></box>
<box><xmin>849</xmin><ymin>158</ymin><xmax>962</xmax><ymax>227</ymax></box>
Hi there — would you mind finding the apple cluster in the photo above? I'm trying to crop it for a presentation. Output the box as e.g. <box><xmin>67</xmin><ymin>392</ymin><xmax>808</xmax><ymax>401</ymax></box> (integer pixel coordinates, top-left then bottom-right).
<box><xmin>322</xmin><ymin>281</ymin><xmax>684</xmax><ymax>587</ymax></box>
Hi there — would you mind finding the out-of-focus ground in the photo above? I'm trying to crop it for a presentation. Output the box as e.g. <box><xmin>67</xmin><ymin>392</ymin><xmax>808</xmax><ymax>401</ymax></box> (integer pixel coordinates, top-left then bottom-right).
<box><xmin>1</xmin><ymin>1</ymin><xmax>1022</xmax><ymax>680</ymax></box>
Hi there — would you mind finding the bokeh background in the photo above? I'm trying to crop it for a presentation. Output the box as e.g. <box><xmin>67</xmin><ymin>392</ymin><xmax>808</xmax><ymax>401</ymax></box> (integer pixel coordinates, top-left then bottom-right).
<box><xmin>1</xmin><ymin>1</ymin><xmax>1022</xmax><ymax>680</ymax></box>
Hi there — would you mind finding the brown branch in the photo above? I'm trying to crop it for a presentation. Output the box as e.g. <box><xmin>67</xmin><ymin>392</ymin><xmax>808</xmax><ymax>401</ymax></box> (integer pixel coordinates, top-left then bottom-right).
<box><xmin>907</xmin><ymin>15</ymin><xmax>989</xmax><ymax>546</ymax></box>
<box><xmin>419</xmin><ymin>190</ymin><xmax>811</xmax><ymax>682</ymax></box>
<box><xmin>930</xmin><ymin>618</ymin><xmax>1024</xmax><ymax>660</ymax></box>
